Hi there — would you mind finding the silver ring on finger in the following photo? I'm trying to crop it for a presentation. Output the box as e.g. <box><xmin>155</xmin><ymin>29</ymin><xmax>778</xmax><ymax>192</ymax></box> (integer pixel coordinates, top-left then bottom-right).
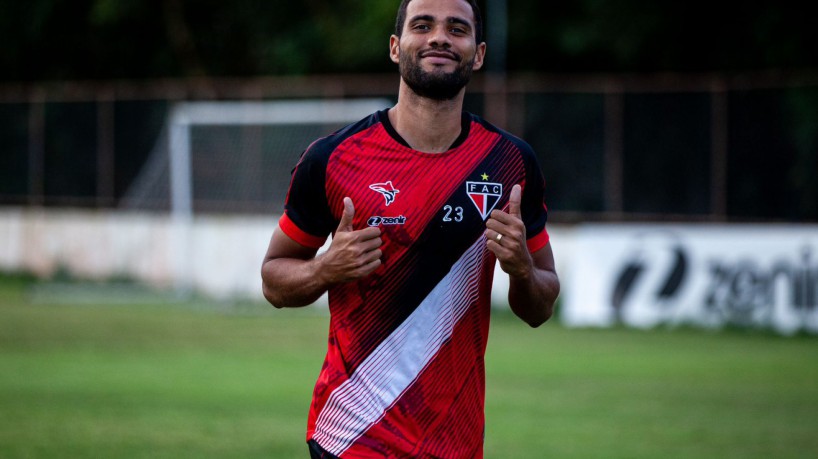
<box><xmin>495</xmin><ymin>233</ymin><xmax>503</xmax><ymax>243</ymax></box>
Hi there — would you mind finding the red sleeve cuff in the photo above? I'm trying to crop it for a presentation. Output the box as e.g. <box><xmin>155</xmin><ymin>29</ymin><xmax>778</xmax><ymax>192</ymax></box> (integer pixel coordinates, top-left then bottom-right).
<box><xmin>278</xmin><ymin>213</ymin><xmax>328</xmax><ymax>249</ymax></box>
<box><xmin>526</xmin><ymin>228</ymin><xmax>550</xmax><ymax>253</ymax></box>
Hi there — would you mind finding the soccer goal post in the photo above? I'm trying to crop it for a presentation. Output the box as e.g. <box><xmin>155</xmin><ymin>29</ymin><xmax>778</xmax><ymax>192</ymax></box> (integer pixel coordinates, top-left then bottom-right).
<box><xmin>121</xmin><ymin>98</ymin><xmax>392</xmax><ymax>297</ymax></box>
<box><xmin>166</xmin><ymin>98</ymin><xmax>392</xmax><ymax>219</ymax></box>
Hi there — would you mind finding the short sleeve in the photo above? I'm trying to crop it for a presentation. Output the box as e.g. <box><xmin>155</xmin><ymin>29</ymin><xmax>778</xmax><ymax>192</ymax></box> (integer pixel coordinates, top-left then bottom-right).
<box><xmin>520</xmin><ymin>147</ymin><xmax>550</xmax><ymax>253</ymax></box>
<box><xmin>280</xmin><ymin>147</ymin><xmax>335</xmax><ymax>249</ymax></box>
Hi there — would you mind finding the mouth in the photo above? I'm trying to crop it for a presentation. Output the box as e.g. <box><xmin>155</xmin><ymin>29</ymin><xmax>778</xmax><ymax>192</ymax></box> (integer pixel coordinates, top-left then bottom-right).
<box><xmin>419</xmin><ymin>49</ymin><xmax>460</xmax><ymax>63</ymax></box>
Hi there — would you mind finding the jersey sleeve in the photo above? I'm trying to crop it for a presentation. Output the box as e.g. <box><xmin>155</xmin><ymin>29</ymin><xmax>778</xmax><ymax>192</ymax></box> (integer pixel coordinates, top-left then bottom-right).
<box><xmin>519</xmin><ymin>144</ymin><xmax>550</xmax><ymax>253</ymax></box>
<box><xmin>280</xmin><ymin>145</ymin><xmax>336</xmax><ymax>249</ymax></box>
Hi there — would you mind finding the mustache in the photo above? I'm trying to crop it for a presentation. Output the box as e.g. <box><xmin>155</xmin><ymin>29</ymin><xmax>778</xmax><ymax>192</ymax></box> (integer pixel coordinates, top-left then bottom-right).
<box><xmin>418</xmin><ymin>48</ymin><xmax>461</xmax><ymax>62</ymax></box>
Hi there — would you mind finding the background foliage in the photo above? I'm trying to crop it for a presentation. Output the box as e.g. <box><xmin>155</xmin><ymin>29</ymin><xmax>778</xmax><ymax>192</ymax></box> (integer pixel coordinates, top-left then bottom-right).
<box><xmin>1</xmin><ymin>0</ymin><xmax>817</xmax><ymax>221</ymax></box>
<box><xmin>2</xmin><ymin>0</ymin><xmax>816</xmax><ymax>81</ymax></box>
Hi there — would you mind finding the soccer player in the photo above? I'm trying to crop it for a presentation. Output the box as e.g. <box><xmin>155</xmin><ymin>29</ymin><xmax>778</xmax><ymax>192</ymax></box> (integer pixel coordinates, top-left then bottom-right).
<box><xmin>261</xmin><ymin>0</ymin><xmax>560</xmax><ymax>456</ymax></box>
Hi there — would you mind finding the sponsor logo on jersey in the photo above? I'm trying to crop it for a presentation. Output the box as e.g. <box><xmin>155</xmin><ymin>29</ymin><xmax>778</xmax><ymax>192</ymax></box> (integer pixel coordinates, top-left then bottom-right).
<box><xmin>367</xmin><ymin>215</ymin><xmax>407</xmax><ymax>227</ymax></box>
<box><xmin>369</xmin><ymin>181</ymin><xmax>399</xmax><ymax>206</ymax></box>
<box><xmin>466</xmin><ymin>181</ymin><xmax>502</xmax><ymax>220</ymax></box>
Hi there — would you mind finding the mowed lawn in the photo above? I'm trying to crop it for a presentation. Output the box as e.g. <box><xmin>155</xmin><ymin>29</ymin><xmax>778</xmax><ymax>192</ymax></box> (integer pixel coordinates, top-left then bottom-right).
<box><xmin>1</xmin><ymin>277</ymin><xmax>817</xmax><ymax>458</ymax></box>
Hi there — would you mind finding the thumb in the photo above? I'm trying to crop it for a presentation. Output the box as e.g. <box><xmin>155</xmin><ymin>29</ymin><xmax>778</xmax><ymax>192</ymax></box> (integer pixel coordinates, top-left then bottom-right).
<box><xmin>509</xmin><ymin>184</ymin><xmax>522</xmax><ymax>218</ymax></box>
<box><xmin>337</xmin><ymin>197</ymin><xmax>355</xmax><ymax>232</ymax></box>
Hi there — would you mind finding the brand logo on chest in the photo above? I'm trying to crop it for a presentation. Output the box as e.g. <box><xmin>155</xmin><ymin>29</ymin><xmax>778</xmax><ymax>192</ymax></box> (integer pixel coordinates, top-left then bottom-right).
<box><xmin>369</xmin><ymin>181</ymin><xmax>399</xmax><ymax>206</ymax></box>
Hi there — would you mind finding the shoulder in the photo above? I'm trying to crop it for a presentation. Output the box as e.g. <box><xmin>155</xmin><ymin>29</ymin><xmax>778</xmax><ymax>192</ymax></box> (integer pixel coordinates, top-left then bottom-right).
<box><xmin>300</xmin><ymin>111</ymin><xmax>383</xmax><ymax>163</ymax></box>
<box><xmin>465</xmin><ymin>112</ymin><xmax>538</xmax><ymax>160</ymax></box>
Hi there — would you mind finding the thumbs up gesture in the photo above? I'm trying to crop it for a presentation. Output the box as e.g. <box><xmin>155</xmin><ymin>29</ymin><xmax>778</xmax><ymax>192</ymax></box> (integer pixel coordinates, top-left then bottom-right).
<box><xmin>486</xmin><ymin>184</ymin><xmax>532</xmax><ymax>278</ymax></box>
<box><xmin>318</xmin><ymin>197</ymin><xmax>383</xmax><ymax>285</ymax></box>
<box><xmin>336</xmin><ymin>196</ymin><xmax>357</xmax><ymax>233</ymax></box>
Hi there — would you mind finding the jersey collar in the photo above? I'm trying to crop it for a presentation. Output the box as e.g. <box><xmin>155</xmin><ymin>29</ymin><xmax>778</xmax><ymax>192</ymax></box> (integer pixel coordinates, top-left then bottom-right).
<box><xmin>378</xmin><ymin>109</ymin><xmax>472</xmax><ymax>152</ymax></box>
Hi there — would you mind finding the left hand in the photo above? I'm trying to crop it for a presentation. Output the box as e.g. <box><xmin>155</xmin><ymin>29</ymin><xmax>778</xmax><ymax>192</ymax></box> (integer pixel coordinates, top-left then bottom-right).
<box><xmin>485</xmin><ymin>184</ymin><xmax>533</xmax><ymax>279</ymax></box>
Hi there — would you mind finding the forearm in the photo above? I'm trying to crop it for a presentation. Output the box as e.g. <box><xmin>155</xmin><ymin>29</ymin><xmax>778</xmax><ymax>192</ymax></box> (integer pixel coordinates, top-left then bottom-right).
<box><xmin>261</xmin><ymin>256</ymin><xmax>331</xmax><ymax>308</ymax></box>
<box><xmin>507</xmin><ymin>267</ymin><xmax>560</xmax><ymax>327</ymax></box>
<box><xmin>262</xmin><ymin>208</ymin><xmax>383</xmax><ymax>308</ymax></box>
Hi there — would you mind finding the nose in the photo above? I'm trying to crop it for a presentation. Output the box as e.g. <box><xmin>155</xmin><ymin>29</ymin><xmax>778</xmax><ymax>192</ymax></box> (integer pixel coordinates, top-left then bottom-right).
<box><xmin>427</xmin><ymin>24</ymin><xmax>452</xmax><ymax>48</ymax></box>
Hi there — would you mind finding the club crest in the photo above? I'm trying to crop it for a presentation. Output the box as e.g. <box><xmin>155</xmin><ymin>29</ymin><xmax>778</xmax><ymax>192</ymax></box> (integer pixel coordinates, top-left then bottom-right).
<box><xmin>466</xmin><ymin>181</ymin><xmax>502</xmax><ymax>220</ymax></box>
<box><xmin>369</xmin><ymin>181</ymin><xmax>399</xmax><ymax>206</ymax></box>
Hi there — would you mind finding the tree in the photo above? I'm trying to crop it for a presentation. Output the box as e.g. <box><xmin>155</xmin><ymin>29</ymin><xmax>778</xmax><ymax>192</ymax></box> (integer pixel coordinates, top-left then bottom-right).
<box><xmin>1</xmin><ymin>0</ymin><xmax>815</xmax><ymax>82</ymax></box>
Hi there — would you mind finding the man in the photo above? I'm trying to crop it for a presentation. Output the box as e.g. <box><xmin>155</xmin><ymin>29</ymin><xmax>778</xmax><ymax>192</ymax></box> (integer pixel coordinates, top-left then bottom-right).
<box><xmin>261</xmin><ymin>0</ymin><xmax>559</xmax><ymax>457</ymax></box>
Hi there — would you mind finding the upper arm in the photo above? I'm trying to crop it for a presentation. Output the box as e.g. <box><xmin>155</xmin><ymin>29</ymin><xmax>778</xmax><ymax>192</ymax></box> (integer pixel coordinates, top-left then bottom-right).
<box><xmin>263</xmin><ymin>226</ymin><xmax>320</xmax><ymax>265</ymax></box>
<box><xmin>260</xmin><ymin>225</ymin><xmax>323</xmax><ymax>308</ymax></box>
<box><xmin>531</xmin><ymin>241</ymin><xmax>557</xmax><ymax>276</ymax></box>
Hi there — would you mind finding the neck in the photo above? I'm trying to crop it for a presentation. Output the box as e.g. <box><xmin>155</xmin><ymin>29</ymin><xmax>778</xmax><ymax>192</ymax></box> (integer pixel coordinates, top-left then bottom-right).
<box><xmin>388</xmin><ymin>81</ymin><xmax>465</xmax><ymax>153</ymax></box>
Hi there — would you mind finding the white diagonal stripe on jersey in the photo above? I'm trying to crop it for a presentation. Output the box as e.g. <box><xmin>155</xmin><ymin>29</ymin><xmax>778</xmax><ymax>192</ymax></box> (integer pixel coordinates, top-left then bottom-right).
<box><xmin>313</xmin><ymin>236</ymin><xmax>487</xmax><ymax>455</ymax></box>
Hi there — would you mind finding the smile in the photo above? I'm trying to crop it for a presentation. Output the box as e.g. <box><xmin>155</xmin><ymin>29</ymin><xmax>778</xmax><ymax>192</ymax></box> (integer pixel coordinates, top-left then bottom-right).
<box><xmin>419</xmin><ymin>50</ymin><xmax>460</xmax><ymax>62</ymax></box>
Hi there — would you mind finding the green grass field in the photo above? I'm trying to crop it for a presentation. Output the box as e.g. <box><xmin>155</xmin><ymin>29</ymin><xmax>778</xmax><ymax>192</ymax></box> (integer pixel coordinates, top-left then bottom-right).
<box><xmin>1</xmin><ymin>275</ymin><xmax>817</xmax><ymax>458</ymax></box>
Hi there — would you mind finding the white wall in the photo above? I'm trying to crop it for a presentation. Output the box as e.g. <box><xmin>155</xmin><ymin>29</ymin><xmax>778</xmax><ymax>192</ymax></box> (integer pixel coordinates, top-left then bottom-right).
<box><xmin>5</xmin><ymin>208</ymin><xmax>814</xmax><ymax>334</ymax></box>
<box><xmin>0</xmin><ymin>208</ymin><xmax>572</xmax><ymax>305</ymax></box>
<box><xmin>0</xmin><ymin>208</ymin><xmax>273</xmax><ymax>299</ymax></box>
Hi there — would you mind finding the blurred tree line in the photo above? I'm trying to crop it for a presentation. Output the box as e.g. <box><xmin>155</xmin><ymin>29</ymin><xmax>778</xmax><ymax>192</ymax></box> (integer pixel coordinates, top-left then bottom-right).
<box><xmin>1</xmin><ymin>0</ymin><xmax>816</xmax><ymax>221</ymax></box>
<box><xmin>1</xmin><ymin>0</ymin><xmax>816</xmax><ymax>81</ymax></box>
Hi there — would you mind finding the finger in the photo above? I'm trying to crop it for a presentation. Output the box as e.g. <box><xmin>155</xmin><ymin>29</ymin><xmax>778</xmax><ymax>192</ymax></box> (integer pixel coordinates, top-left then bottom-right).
<box><xmin>508</xmin><ymin>184</ymin><xmax>522</xmax><ymax>218</ymax></box>
<box><xmin>484</xmin><ymin>218</ymin><xmax>504</xmax><ymax>233</ymax></box>
<box><xmin>485</xmin><ymin>234</ymin><xmax>512</xmax><ymax>258</ymax></box>
<box><xmin>485</xmin><ymin>218</ymin><xmax>519</xmax><ymax>240</ymax></box>
<box><xmin>484</xmin><ymin>229</ymin><xmax>505</xmax><ymax>246</ymax></box>
<box><xmin>337</xmin><ymin>197</ymin><xmax>355</xmax><ymax>232</ymax></box>
<box><xmin>357</xmin><ymin>227</ymin><xmax>382</xmax><ymax>242</ymax></box>
<box><xmin>357</xmin><ymin>258</ymin><xmax>382</xmax><ymax>276</ymax></box>
<box><xmin>360</xmin><ymin>236</ymin><xmax>383</xmax><ymax>252</ymax></box>
<box><xmin>362</xmin><ymin>248</ymin><xmax>383</xmax><ymax>264</ymax></box>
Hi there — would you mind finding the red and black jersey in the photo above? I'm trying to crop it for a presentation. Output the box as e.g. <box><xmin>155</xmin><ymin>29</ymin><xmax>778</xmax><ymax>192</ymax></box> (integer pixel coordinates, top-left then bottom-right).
<box><xmin>279</xmin><ymin>110</ymin><xmax>549</xmax><ymax>458</ymax></box>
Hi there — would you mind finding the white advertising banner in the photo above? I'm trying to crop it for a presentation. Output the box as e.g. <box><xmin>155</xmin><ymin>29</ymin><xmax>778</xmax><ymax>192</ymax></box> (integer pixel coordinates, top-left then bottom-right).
<box><xmin>563</xmin><ymin>224</ymin><xmax>818</xmax><ymax>335</ymax></box>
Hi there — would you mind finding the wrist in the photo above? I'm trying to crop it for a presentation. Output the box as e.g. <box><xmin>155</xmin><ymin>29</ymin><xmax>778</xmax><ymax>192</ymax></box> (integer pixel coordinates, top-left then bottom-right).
<box><xmin>507</xmin><ymin>254</ymin><xmax>535</xmax><ymax>281</ymax></box>
<box><xmin>311</xmin><ymin>253</ymin><xmax>336</xmax><ymax>290</ymax></box>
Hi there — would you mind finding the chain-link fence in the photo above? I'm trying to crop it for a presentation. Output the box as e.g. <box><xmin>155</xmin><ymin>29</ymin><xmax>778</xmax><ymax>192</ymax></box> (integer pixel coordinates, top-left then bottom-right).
<box><xmin>1</xmin><ymin>72</ymin><xmax>816</xmax><ymax>222</ymax></box>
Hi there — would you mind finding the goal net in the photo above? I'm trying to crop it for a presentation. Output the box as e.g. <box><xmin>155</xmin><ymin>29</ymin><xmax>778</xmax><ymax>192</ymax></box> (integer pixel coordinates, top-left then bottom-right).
<box><xmin>121</xmin><ymin>98</ymin><xmax>393</xmax><ymax>217</ymax></box>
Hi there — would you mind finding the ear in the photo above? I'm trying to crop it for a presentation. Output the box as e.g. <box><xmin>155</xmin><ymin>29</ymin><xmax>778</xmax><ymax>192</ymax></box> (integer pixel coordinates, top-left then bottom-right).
<box><xmin>472</xmin><ymin>42</ymin><xmax>486</xmax><ymax>71</ymax></box>
<box><xmin>389</xmin><ymin>35</ymin><xmax>401</xmax><ymax>65</ymax></box>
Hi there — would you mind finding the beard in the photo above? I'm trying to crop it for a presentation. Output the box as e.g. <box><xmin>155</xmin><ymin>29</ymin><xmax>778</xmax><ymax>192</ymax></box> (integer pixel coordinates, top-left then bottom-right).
<box><xmin>399</xmin><ymin>48</ymin><xmax>475</xmax><ymax>101</ymax></box>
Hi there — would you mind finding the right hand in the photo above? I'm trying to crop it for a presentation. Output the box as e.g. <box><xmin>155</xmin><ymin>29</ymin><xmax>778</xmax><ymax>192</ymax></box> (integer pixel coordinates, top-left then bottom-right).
<box><xmin>319</xmin><ymin>197</ymin><xmax>383</xmax><ymax>284</ymax></box>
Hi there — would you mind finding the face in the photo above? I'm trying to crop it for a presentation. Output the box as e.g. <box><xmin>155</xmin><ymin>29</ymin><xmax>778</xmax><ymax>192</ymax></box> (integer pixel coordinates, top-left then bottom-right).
<box><xmin>390</xmin><ymin>0</ymin><xmax>486</xmax><ymax>101</ymax></box>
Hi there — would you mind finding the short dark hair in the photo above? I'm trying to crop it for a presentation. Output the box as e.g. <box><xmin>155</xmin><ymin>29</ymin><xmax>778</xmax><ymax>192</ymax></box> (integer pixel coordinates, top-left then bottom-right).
<box><xmin>394</xmin><ymin>0</ymin><xmax>484</xmax><ymax>44</ymax></box>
